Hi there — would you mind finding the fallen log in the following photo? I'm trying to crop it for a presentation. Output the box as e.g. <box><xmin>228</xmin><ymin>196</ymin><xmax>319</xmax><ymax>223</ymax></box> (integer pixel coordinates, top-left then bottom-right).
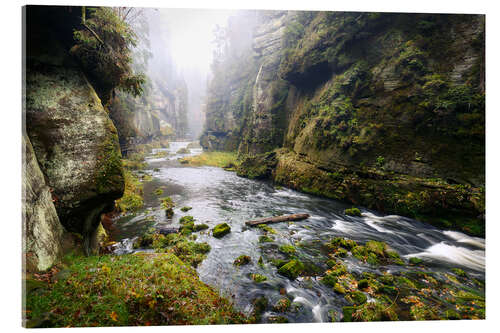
<box><xmin>245</xmin><ymin>213</ymin><xmax>310</xmax><ymax>226</ymax></box>
<box><xmin>156</xmin><ymin>227</ymin><xmax>179</xmax><ymax>235</ymax></box>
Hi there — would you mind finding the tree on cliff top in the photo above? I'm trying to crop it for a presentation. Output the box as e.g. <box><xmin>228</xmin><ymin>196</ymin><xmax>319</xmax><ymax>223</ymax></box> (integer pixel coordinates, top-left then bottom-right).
<box><xmin>70</xmin><ymin>7</ymin><xmax>146</xmax><ymax>103</ymax></box>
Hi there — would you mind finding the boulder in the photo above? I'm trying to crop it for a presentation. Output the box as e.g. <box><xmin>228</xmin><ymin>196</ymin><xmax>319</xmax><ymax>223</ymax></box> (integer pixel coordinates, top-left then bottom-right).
<box><xmin>23</xmin><ymin>135</ymin><xmax>65</xmax><ymax>272</ymax></box>
<box><xmin>25</xmin><ymin>17</ymin><xmax>124</xmax><ymax>253</ymax></box>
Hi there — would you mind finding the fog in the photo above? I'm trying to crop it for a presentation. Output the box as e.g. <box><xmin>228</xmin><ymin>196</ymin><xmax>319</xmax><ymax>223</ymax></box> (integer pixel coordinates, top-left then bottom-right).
<box><xmin>131</xmin><ymin>8</ymin><xmax>237</xmax><ymax>139</ymax></box>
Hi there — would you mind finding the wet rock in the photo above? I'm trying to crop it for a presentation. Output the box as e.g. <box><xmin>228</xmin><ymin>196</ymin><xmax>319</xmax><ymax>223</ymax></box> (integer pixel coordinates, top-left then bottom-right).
<box><xmin>212</xmin><ymin>223</ymin><xmax>231</xmax><ymax>238</ymax></box>
<box><xmin>278</xmin><ymin>244</ymin><xmax>296</xmax><ymax>255</ymax></box>
<box><xmin>259</xmin><ymin>235</ymin><xmax>274</xmax><ymax>243</ymax></box>
<box><xmin>193</xmin><ymin>224</ymin><xmax>209</xmax><ymax>232</ymax></box>
<box><xmin>251</xmin><ymin>273</ymin><xmax>268</xmax><ymax>283</ymax></box>
<box><xmin>344</xmin><ymin>207</ymin><xmax>362</xmax><ymax>217</ymax></box>
<box><xmin>358</xmin><ymin>279</ymin><xmax>369</xmax><ymax>290</ymax></box>
<box><xmin>346</xmin><ymin>291</ymin><xmax>367</xmax><ymax>305</ymax></box>
<box><xmin>233</xmin><ymin>255</ymin><xmax>251</xmax><ymax>266</ymax></box>
<box><xmin>277</xmin><ymin>259</ymin><xmax>305</xmax><ymax>280</ymax></box>
<box><xmin>176</xmin><ymin>147</ymin><xmax>190</xmax><ymax>154</ymax></box>
<box><xmin>267</xmin><ymin>315</ymin><xmax>289</xmax><ymax>323</ymax></box>
<box><xmin>409</xmin><ymin>257</ymin><xmax>423</xmax><ymax>265</ymax></box>
<box><xmin>273</xmin><ymin>298</ymin><xmax>291</xmax><ymax>312</ymax></box>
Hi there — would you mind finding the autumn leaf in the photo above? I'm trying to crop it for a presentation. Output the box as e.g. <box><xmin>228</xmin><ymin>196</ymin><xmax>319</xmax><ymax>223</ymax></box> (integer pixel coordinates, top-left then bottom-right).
<box><xmin>109</xmin><ymin>311</ymin><xmax>118</xmax><ymax>321</ymax></box>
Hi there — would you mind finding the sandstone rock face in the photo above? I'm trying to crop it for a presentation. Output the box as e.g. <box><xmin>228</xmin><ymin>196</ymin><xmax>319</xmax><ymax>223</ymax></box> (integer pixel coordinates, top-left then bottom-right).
<box><xmin>201</xmin><ymin>11</ymin><xmax>291</xmax><ymax>154</ymax></box>
<box><xmin>25</xmin><ymin>17</ymin><xmax>124</xmax><ymax>251</ymax></box>
<box><xmin>238</xmin><ymin>11</ymin><xmax>290</xmax><ymax>155</ymax></box>
<box><xmin>23</xmin><ymin>135</ymin><xmax>65</xmax><ymax>272</ymax></box>
<box><xmin>202</xmin><ymin>11</ymin><xmax>485</xmax><ymax>235</ymax></box>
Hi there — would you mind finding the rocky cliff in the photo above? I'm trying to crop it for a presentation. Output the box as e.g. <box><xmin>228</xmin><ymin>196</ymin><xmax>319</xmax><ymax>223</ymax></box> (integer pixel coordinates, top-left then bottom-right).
<box><xmin>24</xmin><ymin>6</ymin><xmax>125</xmax><ymax>256</ymax></box>
<box><xmin>201</xmin><ymin>11</ymin><xmax>485</xmax><ymax>236</ymax></box>
<box><xmin>109</xmin><ymin>76</ymin><xmax>188</xmax><ymax>149</ymax></box>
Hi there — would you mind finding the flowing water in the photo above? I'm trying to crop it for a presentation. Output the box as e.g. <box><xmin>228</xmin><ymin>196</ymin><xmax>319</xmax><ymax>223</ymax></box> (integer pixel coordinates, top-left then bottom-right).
<box><xmin>110</xmin><ymin>141</ymin><xmax>485</xmax><ymax>323</ymax></box>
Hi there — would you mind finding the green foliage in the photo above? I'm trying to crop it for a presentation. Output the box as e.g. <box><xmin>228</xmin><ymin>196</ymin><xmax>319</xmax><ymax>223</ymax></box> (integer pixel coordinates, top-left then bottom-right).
<box><xmin>115</xmin><ymin>167</ymin><xmax>143</xmax><ymax>212</ymax></box>
<box><xmin>152</xmin><ymin>233</ymin><xmax>210</xmax><ymax>268</ymax></box>
<box><xmin>71</xmin><ymin>7</ymin><xmax>145</xmax><ymax>100</ymax></box>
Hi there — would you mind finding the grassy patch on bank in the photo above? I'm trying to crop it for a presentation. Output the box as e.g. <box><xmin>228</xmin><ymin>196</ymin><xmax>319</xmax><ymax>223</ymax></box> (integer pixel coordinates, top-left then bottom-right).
<box><xmin>115</xmin><ymin>168</ymin><xmax>143</xmax><ymax>212</ymax></box>
<box><xmin>179</xmin><ymin>152</ymin><xmax>239</xmax><ymax>169</ymax></box>
<box><xmin>25</xmin><ymin>253</ymin><xmax>250</xmax><ymax>327</ymax></box>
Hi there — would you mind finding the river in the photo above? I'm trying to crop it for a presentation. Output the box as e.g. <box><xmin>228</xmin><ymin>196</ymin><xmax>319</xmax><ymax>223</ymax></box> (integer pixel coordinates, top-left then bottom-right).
<box><xmin>109</xmin><ymin>141</ymin><xmax>485</xmax><ymax>323</ymax></box>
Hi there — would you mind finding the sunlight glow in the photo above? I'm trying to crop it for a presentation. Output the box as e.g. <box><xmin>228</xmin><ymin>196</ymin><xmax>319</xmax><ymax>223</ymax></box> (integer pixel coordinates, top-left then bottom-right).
<box><xmin>157</xmin><ymin>8</ymin><xmax>235</xmax><ymax>75</ymax></box>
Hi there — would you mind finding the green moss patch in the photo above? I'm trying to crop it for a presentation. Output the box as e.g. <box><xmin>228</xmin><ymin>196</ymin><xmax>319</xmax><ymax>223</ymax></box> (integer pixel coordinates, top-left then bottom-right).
<box><xmin>25</xmin><ymin>253</ymin><xmax>250</xmax><ymax>327</ymax></box>
<box><xmin>212</xmin><ymin>223</ymin><xmax>231</xmax><ymax>238</ymax></box>
<box><xmin>277</xmin><ymin>259</ymin><xmax>305</xmax><ymax>280</ymax></box>
<box><xmin>345</xmin><ymin>207</ymin><xmax>362</xmax><ymax>216</ymax></box>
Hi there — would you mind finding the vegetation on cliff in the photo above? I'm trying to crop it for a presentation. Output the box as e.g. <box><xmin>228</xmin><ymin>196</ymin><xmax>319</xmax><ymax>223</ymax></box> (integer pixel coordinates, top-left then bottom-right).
<box><xmin>201</xmin><ymin>11</ymin><xmax>485</xmax><ymax>236</ymax></box>
<box><xmin>71</xmin><ymin>7</ymin><xmax>145</xmax><ymax>102</ymax></box>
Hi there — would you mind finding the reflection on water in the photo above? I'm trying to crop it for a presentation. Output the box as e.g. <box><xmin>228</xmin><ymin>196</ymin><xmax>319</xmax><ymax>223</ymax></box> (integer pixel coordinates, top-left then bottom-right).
<box><xmin>112</xmin><ymin>141</ymin><xmax>485</xmax><ymax>323</ymax></box>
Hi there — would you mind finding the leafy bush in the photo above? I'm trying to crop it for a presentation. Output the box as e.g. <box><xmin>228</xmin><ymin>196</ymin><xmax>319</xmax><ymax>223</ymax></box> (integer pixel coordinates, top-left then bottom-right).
<box><xmin>71</xmin><ymin>7</ymin><xmax>145</xmax><ymax>101</ymax></box>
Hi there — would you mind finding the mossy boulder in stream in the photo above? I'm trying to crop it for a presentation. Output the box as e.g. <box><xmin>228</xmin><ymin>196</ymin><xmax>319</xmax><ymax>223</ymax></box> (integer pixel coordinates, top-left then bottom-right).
<box><xmin>212</xmin><ymin>223</ymin><xmax>231</xmax><ymax>238</ymax></box>
<box><xmin>233</xmin><ymin>255</ymin><xmax>251</xmax><ymax>266</ymax></box>
<box><xmin>277</xmin><ymin>259</ymin><xmax>305</xmax><ymax>280</ymax></box>
<box><xmin>345</xmin><ymin>207</ymin><xmax>362</xmax><ymax>216</ymax></box>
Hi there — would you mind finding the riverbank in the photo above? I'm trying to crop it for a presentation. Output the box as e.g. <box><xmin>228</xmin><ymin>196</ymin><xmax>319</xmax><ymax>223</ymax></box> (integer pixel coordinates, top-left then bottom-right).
<box><xmin>24</xmin><ymin>252</ymin><xmax>251</xmax><ymax>327</ymax></box>
<box><xmin>235</xmin><ymin>149</ymin><xmax>485</xmax><ymax>237</ymax></box>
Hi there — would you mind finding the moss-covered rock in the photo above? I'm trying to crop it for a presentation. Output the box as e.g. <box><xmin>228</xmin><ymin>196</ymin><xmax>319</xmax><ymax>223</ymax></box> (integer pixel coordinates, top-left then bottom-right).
<box><xmin>273</xmin><ymin>298</ymin><xmax>292</xmax><ymax>312</ymax></box>
<box><xmin>322</xmin><ymin>273</ymin><xmax>338</xmax><ymax>287</ymax></box>
<box><xmin>358</xmin><ymin>279</ymin><xmax>369</xmax><ymax>290</ymax></box>
<box><xmin>251</xmin><ymin>273</ymin><xmax>268</xmax><ymax>283</ymax></box>
<box><xmin>212</xmin><ymin>223</ymin><xmax>231</xmax><ymax>238</ymax></box>
<box><xmin>26</xmin><ymin>20</ymin><xmax>125</xmax><ymax>252</ymax></box>
<box><xmin>346</xmin><ymin>291</ymin><xmax>367</xmax><ymax>305</ymax></box>
<box><xmin>409</xmin><ymin>257</ymin><xmax>423</xmax><ymax>265</ymax></box>
<box><xmin>193</xmin><ymin>224</ymin><xmax>209</xmax><ymax>232</ymax></box>
<box><xmin>277</xmin><ymin>259</ymin><xmax>305</xmax><ymax>280</ymax></box>
<box><xmin>345</xmin><ymin>207</ymin><xmax>362</xmax><ymax>217</ymax></box>
<box><xmin>259</xmin><ymin>235</ymin><xmax>274</xmax><ymax>243</ymax></box>
<box><xmin>176</xmin><ymin>147</ymin><xmax>190</xmax><ymax>154</ymax></box>
<box><xmin>278</xmin><ymin>244</ymin><xmax>296</xmax><ymax>255</ymax></box>
<box><xmin>252</xmin><ymin>296</ymin><xmax>268</xmax><ymax>316</ymax></box>
<box><xmin>233</xmin><ymin>255</ymin><xmax>251</xmax><ymax>266</ymax></box>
